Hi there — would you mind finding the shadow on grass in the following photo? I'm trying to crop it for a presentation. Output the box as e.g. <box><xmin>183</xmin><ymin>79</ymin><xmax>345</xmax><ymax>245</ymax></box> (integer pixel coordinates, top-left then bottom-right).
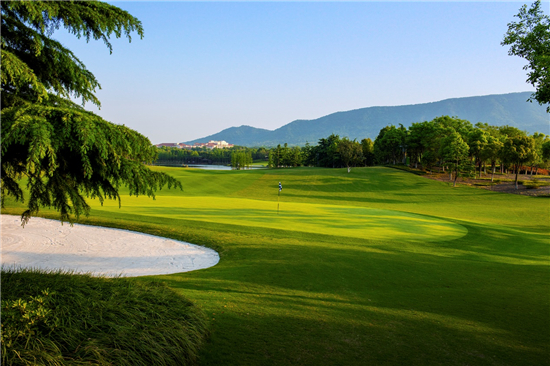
<box><xmin>4</xmin><ymin>205</ymin><xmax>549</xmax><ymax>366</ymax></box>
<box><xmin>159</xmin><ymin>245</ymin><xmax>549</xmax><ymax>366</ymax></box>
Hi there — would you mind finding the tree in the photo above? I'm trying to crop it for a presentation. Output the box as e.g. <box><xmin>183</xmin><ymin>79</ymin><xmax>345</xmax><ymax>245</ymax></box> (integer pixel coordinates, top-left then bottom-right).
<box><xmin>1</xmin><ymin>1</ymin><xmax>181</xmax><ymax>225</ymax></box>
<box><xmin>530</xmin><ymin>132</ymin><xmax>549</xmax><ymax>174</ymax></box>
<box><xmin>273</xmin><ymin>144</ymin><xmax>282</xmax><ymax>167</ymax></box>
<box><xmin>254</xmin><ymin>147</ymin><xmax>269</xmax><ymax>161</ymax></box>
<box><xmin>373</xmin><ymin>125</ymin><xmax>406</xmax><ymax>165</ymax></box>
<box><xmin>360</xmin><ymin>138</ymin><xmax>375</xmax><ymax>166</ymax></box>
<box><xmin>497</xmin><ymin>125</ymin><xmax>527</xmax><ymax>174</ymax></box>
<box><xmin>281</xmin><ymin>143</ymin><xmax>291</xmax><ymax>167</ymax></box>
<box><xmin>267</xmin><ymin>149</ymin><xmax>275</xmax><ymax>168</ymax></box>
<box><xmin>338</xmin><ymin>138</ymin><xmax>363</xmax><ymax>173</ymax></box>
<box><xmin>230</xmin><ymin>151</ymin><xmax>252</xmax><ymax>170</ymax></box>
<box><xmin>316</xmin><ymin>134</ymin><xmax>341</xmax><ymax>168</ymax></box>
<box><xmin>468</xmin><ymin>128</ymin><xmax>488</xmax><ymax>178</ymax></box>
<box><xmin>440</xmin><ymin>130</ymin><xmax>472</xmax><ymax>187</ymax></box>
<box><xmin>501</xmin><ymin>135</ymin><xmax>537</xmax><ymax>189</ymax></box>
<box><xmin>479</xmin><ymin>135</ymin><xmax>504</xmax><ymax>182</ymax></box>
<box><xmin>289</xmin><ymin>146</ymin><xmax>302</xmax><ymax>167</ymax></box>
<box><xmin>502</xmin><ymin>0</ymin><xmax>550</xmax><ymax>112</ymax></box>
<box><xmin>301</xmin><ymin>142</ymin><xmax>315</xmax><ymax>167</ymax></box>
<box><xmin>543</xmin><ymin>140</ymin><xmax>550</xmax><ymax>161</ymax></box>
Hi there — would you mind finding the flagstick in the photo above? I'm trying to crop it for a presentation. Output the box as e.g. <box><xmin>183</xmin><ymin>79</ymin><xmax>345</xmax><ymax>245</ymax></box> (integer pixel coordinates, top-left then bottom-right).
<box><xmin>277</xmin><ymin>189</ymin><xmax>280</xmax><ymax>215</ymax></box>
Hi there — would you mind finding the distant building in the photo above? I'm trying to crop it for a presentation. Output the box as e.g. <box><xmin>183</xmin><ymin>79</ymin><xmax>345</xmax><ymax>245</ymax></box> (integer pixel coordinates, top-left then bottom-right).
<box><xmin>207</xmin><ymin>140</ymin><xmax>234</xmax><ymax>149</ymax></box>
<box><xmin>193</xmin><ymin>140</ymin><xmax>234</xmax><ymax>149</ymax></box>
<box><xmin>156</xmin><ymin>140</ymin><xmax>234</xmax><ymax>149</ymax></box>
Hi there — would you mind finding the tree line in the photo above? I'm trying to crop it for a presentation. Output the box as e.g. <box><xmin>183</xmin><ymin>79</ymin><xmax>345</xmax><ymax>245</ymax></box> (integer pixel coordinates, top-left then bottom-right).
<box><xmin>373</xmin><ymin>116</ymin><xmax>550</xmax><ymax>188</ymax></box>
<box><xmin>156</xmin><ymin>146</ymin><xmax>269</xmax><ymax>168</ymax></box>
<box><xmin>156</xmin><ymin>115</ymin><xmax>550</xmax><ymax>189</ymax></box>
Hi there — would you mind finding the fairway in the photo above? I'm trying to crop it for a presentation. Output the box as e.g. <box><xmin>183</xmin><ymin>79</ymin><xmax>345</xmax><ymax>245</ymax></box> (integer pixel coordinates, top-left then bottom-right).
<box><xmin>3</xmin><ymin>166</ymin><xmax>549</xmax><ymax>366</ymax></box>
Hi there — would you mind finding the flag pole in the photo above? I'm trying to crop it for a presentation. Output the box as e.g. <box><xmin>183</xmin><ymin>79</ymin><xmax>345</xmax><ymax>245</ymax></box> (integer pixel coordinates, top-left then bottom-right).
<box><xmin>277</xmin><ymin>182</ymin><xmax>282</xmax><ymax>215</ymax></box>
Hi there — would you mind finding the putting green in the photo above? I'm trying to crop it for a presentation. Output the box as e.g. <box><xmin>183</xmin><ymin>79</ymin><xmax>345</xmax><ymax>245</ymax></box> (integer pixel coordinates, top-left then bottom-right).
<box><xmin>93</xmin><ymin>196</ymin><xmax>467</xmax><ymax>242</ymax></box>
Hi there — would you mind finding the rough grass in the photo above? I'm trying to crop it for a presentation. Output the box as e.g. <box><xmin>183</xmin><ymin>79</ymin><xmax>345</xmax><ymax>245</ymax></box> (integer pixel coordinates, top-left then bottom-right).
<box><xmin>519</xmin><ymin>179</ymin><xmax>550</xmax><ymax>189</ymax></box>
<box><xmin>3</xmin><ymin>166</ymin><xmax>549</xmax><ymax>366</ymax></box>
<box><xmin>1</xmin><ymin>268</ymin><xmax>209</xmax><ymax>366</ymax></box>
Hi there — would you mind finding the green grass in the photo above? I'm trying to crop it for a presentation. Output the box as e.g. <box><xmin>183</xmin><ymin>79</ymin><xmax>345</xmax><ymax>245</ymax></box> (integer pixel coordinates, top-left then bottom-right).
<box><xmin>1</xmin><ymin>268</ymin><xmax>208</xmax><ymax>366</ymax></box>
<box><xmin>2</xmin><ymin>166</ymin><xmax>549</xmax><ymax>366</ymax></box>
<box><xmin>519</xmin><ymin>179</ymin><xmax>550</xmax><ymax>189</ymax></box>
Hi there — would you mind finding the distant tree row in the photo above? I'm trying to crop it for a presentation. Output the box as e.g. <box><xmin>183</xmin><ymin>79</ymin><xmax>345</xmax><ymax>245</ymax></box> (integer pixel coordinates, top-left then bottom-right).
<box><xmin>265</xmin><ymin>138</ymin><xmax>375</xmax><ymax>172</ymax></box>
<box><xmin>257</xmin><ymin>115</ymin><xmax>550</xmax><ymax>190</ymax></box>
<box><xmin>268</xmin><ymin>144</ymin><xmax>303</xmax><ymax>168</ymax></box>
<box><xmin>155</xmin><ymin>146</ymin><xmax>269</xmax><ymax>166</ymax></box>
<box><xmin>372</xmin><ymin>116</ymin><xmax>550</xmax><ymax>188</ymax></box>
<box><xmin>155</xmin><ymin>116</ymin><xmax>549</xmax><ymax>189</ymax></box>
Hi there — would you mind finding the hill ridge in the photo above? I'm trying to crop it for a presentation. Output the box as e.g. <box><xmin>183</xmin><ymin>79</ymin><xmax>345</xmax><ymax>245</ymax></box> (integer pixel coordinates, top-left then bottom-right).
<box><xmin>185</xmin><ymin>92</ymin><xmax>548</xmax><ymax>147</ymax></box>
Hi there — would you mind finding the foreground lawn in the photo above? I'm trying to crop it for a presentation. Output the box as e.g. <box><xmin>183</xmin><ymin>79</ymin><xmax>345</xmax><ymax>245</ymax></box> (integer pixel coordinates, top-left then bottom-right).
<box><xmin>1</xmin><ymin>269</ymin><xmax>208</xmax><ymax>366</ymax></box>
<box><xmin>3</xmin><ymin>166</ymin><xmax>549</xmax><ymax>366</ymax></box>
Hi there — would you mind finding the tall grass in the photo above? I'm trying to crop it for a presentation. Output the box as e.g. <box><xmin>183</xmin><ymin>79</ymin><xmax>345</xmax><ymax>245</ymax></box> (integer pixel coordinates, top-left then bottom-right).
<box><xmin>1</xmin><ymin>268</ymin><xmax>209</xmax><ymax>366</ymax></box>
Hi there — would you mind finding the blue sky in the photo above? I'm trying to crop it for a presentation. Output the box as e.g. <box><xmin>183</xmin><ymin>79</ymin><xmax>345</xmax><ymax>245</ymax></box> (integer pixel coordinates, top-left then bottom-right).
<box><xmin>54</xmin><ymin>1</ymin><xmax>538</xmax><ymax>144</ymax></box>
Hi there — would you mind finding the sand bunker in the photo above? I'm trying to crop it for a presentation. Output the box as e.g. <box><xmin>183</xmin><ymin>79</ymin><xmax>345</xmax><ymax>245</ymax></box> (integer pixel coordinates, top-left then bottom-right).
<box><xmin>1</xmin><ymin>215</ymin><xmax>219</xmax><ymax>277</ymax></box>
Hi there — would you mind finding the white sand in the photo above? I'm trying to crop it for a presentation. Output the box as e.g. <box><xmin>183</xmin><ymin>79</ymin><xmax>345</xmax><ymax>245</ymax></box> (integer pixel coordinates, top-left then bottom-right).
<box><xmin>1</xmin><ymin>215</ymin><xmax>219</xmax><ymax>277</ymax></box>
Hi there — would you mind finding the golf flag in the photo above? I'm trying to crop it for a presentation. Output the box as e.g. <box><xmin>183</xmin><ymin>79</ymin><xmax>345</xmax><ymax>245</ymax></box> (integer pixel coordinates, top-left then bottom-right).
<box><xmin>277</xmin><ymin>182</ymin><xmax>282</xmax><ymax>214</ymax></box>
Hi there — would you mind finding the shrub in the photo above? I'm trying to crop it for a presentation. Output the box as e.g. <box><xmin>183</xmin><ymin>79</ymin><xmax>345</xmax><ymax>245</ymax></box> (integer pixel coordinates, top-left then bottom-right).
<box><xmin>1</xmin><ymin>268</ymin><xmax>209</xmax><ymax>366</ymax></box>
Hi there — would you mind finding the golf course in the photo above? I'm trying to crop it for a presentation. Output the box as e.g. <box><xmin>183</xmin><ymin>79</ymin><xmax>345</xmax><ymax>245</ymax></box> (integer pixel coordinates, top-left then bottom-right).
<box><xmin>3</xmin><ymin>165</ymin><xmax>549</xmax><ymax>366</ymax></box>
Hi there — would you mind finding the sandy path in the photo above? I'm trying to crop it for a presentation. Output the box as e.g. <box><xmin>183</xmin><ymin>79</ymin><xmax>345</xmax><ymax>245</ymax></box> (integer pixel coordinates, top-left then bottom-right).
<box><xmin>1</xmin><ymin>215</ymin><xmax>219</xmax><ymax>277</ymax></box>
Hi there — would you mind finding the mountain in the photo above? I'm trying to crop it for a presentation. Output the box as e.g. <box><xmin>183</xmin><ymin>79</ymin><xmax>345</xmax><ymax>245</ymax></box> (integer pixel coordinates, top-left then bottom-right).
<box><xmin>184</xmin><ymin>92</ymin><xmax>549</xmax><ymax>147</ymax></box>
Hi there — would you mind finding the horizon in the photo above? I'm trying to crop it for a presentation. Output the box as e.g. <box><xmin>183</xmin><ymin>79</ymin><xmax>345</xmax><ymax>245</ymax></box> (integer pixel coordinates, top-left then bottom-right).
<box><xmin>179</xmin><ymin>90</ymin><xmax>537</xmax><ymax>145</ymax></box>
<box><xmin>52</xmin><ymin>1</ymin><xmax>537</xmax><ymax>144</ymax></box>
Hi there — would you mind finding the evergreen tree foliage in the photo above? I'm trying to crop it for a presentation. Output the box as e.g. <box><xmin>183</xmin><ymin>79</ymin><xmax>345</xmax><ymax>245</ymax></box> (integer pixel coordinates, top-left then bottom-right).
<box><xmin>301</xmin><ymin>142</ymin><xmax>315</xmax><ymax>167</ymax></box>
<box><xmin>315</xmin><ymin>134</ymin><xmax>342</xmax><ymax>168</ymax></box>
<box><xmin>1</xmin><ymin>1</ymin><xmax>181</xmax><ymax>224</ymax></box>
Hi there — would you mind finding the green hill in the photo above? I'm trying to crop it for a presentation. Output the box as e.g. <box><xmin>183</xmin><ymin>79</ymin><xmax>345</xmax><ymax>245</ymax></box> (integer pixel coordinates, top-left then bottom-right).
<box><xmin>185</xmin><ymin>92</ymin><xmax>548</xmax><ymax>147</ymax></box>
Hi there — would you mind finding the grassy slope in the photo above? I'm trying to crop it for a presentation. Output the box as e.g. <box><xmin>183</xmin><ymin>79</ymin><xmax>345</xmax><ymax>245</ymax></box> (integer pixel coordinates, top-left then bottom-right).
<box><xmin>3</xmin><ymin>166</ymin><xmax>549</xmax><ymax>366</ymax></box>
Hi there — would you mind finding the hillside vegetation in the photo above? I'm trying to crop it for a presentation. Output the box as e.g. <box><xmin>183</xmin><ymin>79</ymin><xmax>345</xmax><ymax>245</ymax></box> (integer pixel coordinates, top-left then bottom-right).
<box><xmin>185</xmin><ymin>92</ymin><xmax>548</xmax><ymax>146</ymax></box>
<box><xmin>3</xmin><ymin>166</ymin><xmax>548</xmax><ymax>366</ymax></box>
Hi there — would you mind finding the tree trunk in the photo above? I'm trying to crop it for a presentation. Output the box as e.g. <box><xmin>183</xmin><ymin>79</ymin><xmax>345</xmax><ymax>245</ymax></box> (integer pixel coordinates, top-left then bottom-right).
<box><xmin>515</xmin><ymin>164</ymin><xmax>519</xmax><ymax>189</ymax></box>
<box><xmin>453</xmin><ymin>168</ymin><xmax>458</xmax><ymax>187</ymax></box>
<box><xmin>453</xmin><ymin>159</ymin><xmax>459</xmax><ymax>187</ymax></box>
<box><xmin>478</xmin><ymin>159</ymin><xmax>482</xmax><ymax>178</ymax></box>
<box><xmin>491</xmin><ymin>162</ymin><xmax>495</xmax><ymax>182</ymax></box>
